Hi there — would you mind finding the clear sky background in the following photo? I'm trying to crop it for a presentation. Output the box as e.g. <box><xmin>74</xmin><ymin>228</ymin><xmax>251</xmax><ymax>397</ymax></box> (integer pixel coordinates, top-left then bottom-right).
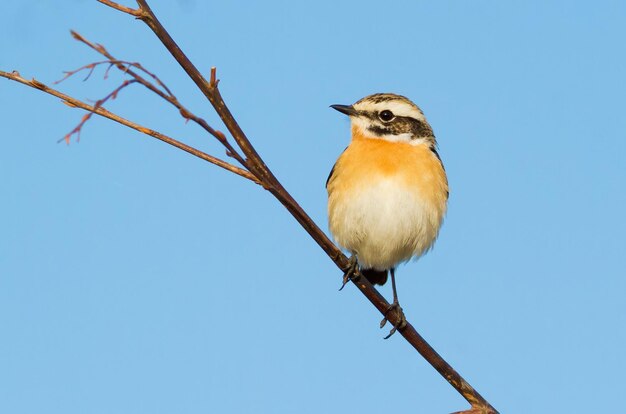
<box><xmin>1</xmin><ymin>1</ymin><xmax>625</xmax><ymax>413</ymax></box>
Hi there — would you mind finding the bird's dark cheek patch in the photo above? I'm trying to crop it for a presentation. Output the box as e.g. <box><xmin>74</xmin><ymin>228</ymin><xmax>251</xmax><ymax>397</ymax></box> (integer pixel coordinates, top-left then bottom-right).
<box><xmin>407</xmin><ymin>119</ymin><xmax>434</xmax><ymax>138</ymax></box>
<box><xmin>368</xmin><ymin>121</ymin><xmax>408</xmax><ymax>137</ymax></box>
<box><xmin>367</xmin><ymin>125</ymin><xmax>393</xmax><ymax>136</ymax></box>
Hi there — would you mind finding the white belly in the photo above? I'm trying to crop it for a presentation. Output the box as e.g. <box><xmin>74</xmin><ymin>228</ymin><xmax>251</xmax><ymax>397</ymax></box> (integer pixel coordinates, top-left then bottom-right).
<box><xmin>329</xmin><ymin>177</ymin><xmax>442</xmax><ymax>270</ymax></box>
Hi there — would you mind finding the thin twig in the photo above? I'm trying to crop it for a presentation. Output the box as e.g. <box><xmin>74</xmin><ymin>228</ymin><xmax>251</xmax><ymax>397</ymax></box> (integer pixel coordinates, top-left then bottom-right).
<box><xmin>55</xmin><ymin>61</ymin><xmax>102</xmax><ymax>83</ymax></box>
<box><xmin>61</xmin><ymin>78</ymin><xmax>137</xmax><ymax>143</ymax></box>
<box><xmin>70</xmin><ymin>31</ymin><xmax>174</xmax><ymax>98</ymax></box>
<box><xmin>0</xmin><ymin>71</ymin><xmax>260</xmax><ymax>185</ymax></box>
<box><xmin>55</xmin><ymin>60</ymin><xmax>132</xmax><ymax>84</ymax></box>
<box><xmin>96</xmin><ymin>0</ymin><xmax>141</xmax><ymax>16</ymax></box>
<box><xmin>68</xmin><ymin>30</ymin><xmax>249</xmax><ymax>170</ymax></box>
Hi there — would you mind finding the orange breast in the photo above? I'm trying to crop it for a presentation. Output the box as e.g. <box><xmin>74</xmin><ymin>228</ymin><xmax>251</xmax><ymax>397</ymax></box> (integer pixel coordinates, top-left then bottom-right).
<box><xmin>329</xmin><ymin>129</ymin><xmax>448</xmax><ymax>209</ymax></box>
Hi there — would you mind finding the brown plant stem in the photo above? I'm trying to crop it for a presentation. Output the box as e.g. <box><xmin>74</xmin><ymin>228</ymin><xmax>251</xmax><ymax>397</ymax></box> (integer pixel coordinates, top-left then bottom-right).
<box><xmin>67</xmin><ymin>30</ymin><xmax>249</xmax><ymax>169</ymax></box>
<box><xmin>0</xmin><ymin>71</ymin><xmax>259</xmax><ymax>185</ymax></box>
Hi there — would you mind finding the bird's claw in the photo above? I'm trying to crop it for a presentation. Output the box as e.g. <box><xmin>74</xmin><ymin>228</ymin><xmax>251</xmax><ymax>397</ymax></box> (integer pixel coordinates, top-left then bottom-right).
<box><xmin>339</xmin><ymin>255</ymin><xmax>359</xmax><ymax>291</ymax></box>
<box><xmin>380</xmin><ymin>301</ymin><xmax>407</xmax><ymax>339</ymax></box>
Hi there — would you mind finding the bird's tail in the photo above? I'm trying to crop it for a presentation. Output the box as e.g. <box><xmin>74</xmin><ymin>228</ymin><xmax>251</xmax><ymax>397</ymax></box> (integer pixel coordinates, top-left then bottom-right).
<box><xmin>360</xmin><ymin>268</ymin><xmax>388</xmax><ymax>286</ymax></box>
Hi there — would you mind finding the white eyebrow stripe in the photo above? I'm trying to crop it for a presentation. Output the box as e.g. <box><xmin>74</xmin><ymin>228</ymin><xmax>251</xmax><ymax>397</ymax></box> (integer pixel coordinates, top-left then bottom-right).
<box><xmin>354</xmin><ymin>100</ymin><xmax>426</xmax><ymax>122</ymax></box>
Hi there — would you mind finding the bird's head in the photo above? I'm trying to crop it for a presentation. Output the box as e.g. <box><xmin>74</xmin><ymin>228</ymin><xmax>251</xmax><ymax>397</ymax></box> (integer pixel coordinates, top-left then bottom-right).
<box><xmin>331</xmin><ymin>93</ymin><xmax>435</xmax><ymax>145</ymax></box>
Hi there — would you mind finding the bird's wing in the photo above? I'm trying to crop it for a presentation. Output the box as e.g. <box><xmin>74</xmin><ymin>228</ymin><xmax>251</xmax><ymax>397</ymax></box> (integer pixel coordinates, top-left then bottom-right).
<box><xmin>429</xmin><ymin>145</ymin><xmax>449</xmax><ymax>200</ymax></box>
<box><xmin>325</xmin><ymin>146</ymin><xmax>348</xmax><ymax>189</ymax></box>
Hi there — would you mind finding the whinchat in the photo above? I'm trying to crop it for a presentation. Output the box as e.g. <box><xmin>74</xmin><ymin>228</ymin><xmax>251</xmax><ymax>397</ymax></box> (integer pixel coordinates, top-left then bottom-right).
<box><xmin>327</xmin><ymin>93</ymin><xmax>448</xmax><ymax>337</ymax></box>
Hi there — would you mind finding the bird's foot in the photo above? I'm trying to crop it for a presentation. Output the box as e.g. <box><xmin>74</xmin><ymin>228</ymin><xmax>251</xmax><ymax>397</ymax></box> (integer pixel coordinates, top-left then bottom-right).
<box><xmin>380</xmin><ymin>300</ymin><xmax>407</xmax><ymax>339</ymax></box>
<box><xmin>339</xmin><ymin>255</ymin><xmax>359</xmax><ymax>291</ymax></box>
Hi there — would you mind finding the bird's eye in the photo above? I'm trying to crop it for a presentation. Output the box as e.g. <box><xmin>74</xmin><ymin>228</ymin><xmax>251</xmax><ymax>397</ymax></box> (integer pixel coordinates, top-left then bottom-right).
<box><xmin>379</xmin><ymin>110</ymin><xmax>394</xmax><ymax>122</ymax></box>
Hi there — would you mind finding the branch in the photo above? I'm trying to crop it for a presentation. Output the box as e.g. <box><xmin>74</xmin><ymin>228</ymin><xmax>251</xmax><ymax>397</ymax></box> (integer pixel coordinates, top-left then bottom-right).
<box><xmin>66</xmin><ymin>30</ymin><xmax>249</xmax><ymax>170</ymax></box>
<box><xmin>6</xmin><ymin>2</ymin><xmax>499</xmax><ymax>412</ymax></box>
<box><xmin>97</xmin><ymin>0</ymin><xmax>141</xmax><ymax>16</ymax></box>
<box><xmin>0</xmin><ymin>71</ymin><xmax>260</xmax><ymax>185</ymax></box>
<box><xmin>98</xmin><ymin>2</ymin><xmax>499</xmax><ymax>413</ymax></box>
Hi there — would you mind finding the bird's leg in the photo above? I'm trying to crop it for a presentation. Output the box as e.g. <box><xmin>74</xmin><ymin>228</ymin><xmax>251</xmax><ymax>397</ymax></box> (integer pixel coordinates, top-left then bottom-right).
<box><xmin>380</xmin><ymin>268</ymin><xmax>407</xmax><ymax>339</ymax></box>
<box><xmin>339</xmin><ymin>255</ymin><xmax>360</xmax><ymax>291</ymax></box>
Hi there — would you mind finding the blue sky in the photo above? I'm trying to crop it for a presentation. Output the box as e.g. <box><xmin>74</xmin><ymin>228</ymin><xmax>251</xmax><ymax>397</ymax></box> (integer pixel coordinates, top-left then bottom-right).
<box><xmin>1</xmin><ymin>1</ymin><xmax>625</xmax><ymax>413</ymax></box>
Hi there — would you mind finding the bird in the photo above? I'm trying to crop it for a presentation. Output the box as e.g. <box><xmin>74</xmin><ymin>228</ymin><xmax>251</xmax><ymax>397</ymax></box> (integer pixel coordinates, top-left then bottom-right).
<box><xmin>326</xmin><ymin>93</ymin><xmax>448</xmax><ymax>338</ymax></box>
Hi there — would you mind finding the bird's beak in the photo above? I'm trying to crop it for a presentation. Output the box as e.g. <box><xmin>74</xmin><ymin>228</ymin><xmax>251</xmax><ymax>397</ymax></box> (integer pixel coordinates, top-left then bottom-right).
<box><xmin>330</xmin><ymin>104</ymin><xmax>357</xmax><ymax>117</ymax></box>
